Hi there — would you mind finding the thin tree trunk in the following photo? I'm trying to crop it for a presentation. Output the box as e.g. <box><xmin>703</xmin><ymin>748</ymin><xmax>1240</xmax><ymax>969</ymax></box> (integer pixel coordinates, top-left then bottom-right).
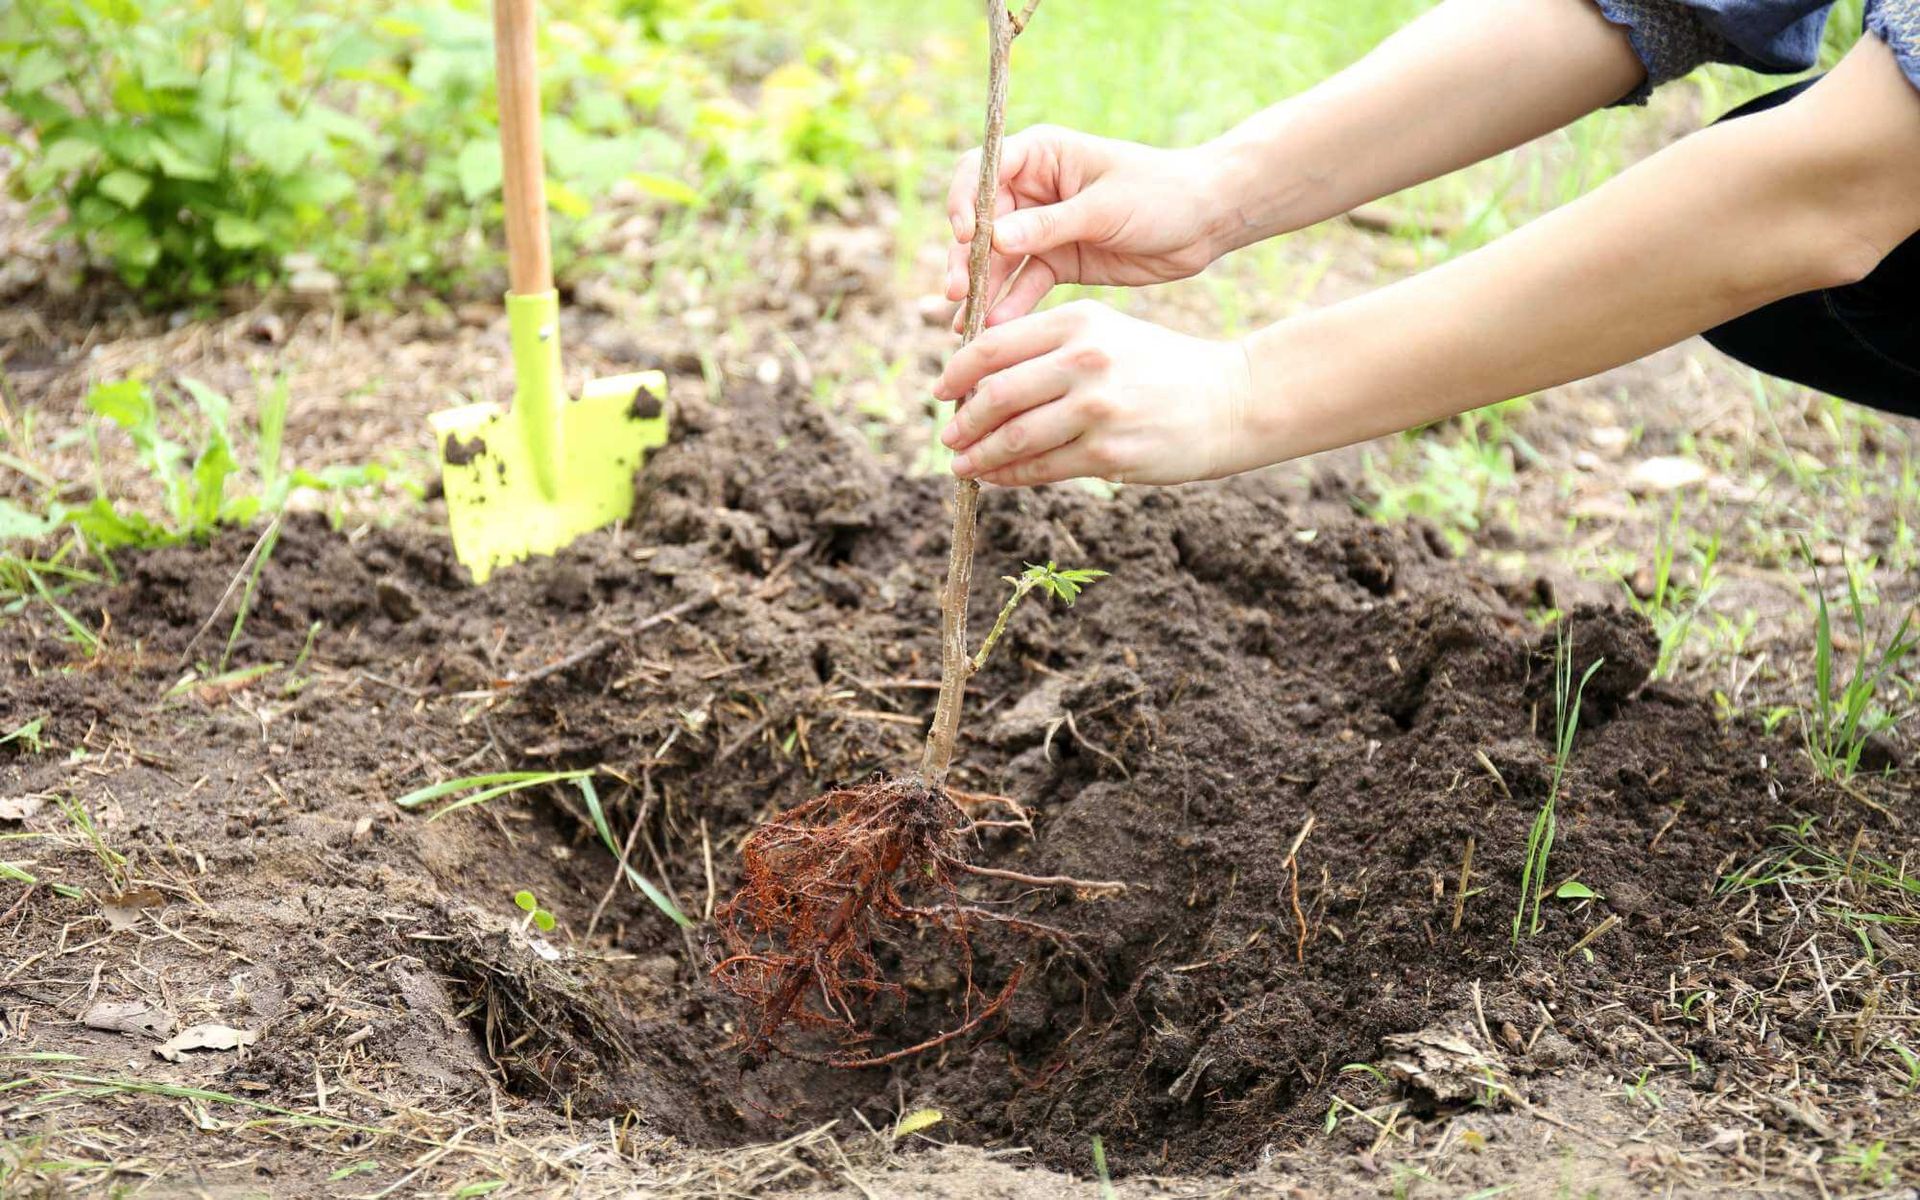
<box><xmin>920</xmin><ymin>0</ymin><xmax>1034</xmax><ymax>786</ymax></box>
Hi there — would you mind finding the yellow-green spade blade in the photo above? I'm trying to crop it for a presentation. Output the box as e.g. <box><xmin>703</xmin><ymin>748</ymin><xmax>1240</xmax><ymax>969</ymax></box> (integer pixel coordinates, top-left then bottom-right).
<box><xmin>430</xmin><ymin>290</ymin><xmax>668</xmax><ymax>584</ymax></box>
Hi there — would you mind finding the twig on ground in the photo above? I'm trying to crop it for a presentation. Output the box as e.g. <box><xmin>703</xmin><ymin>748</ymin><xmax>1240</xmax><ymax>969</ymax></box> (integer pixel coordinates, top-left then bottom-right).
<box><xmin>1452</xmin><ymin>835</ymin><xmax>1475</xmax><ymax>933</ymax></box>
<box><xmin>1282</xmin><ymin>813</ymin><xmax>1315</xmax><ymax>963</ymax></box>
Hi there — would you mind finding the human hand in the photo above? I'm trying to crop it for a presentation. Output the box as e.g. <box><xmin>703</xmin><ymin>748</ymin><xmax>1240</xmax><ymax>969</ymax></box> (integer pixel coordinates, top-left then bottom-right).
<box><xmin>933</xmin><ymin>300</ymin><xmax>1254</xmax><ymax>487</ymax></box>
<box><xmin>945</xmin><ymin>126</ymin><xmax>1223</xmax><ymax>328</ymax></box>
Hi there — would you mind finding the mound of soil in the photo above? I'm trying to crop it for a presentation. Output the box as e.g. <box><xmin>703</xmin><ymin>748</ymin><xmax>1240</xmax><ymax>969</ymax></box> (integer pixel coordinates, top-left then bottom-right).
<box><xmin>1</xmin><ymin>378</ymin><xmax>1882</xmax><ymax>1180</ymax></box>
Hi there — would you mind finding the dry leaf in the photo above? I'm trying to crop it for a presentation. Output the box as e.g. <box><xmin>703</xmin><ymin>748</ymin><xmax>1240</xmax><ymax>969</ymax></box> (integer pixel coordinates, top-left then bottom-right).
<box><xmin>1380</xmin><ymin>1029</ymin><xmax>1513</xmax><ymax>1107</ymax></box>
<box><xmin>84</xmin><ymin>1000</ymin><xmax>176</xmax><ymax>1038</ymax></box>
<box><xmin>101</xmin><ymin>888</ymin><xmax>166</xmax><ymax>931</ymax></box>
<box><xmin>154</xmin><ymin>1023</ymin><xmax>259</xmax><ymax>1062</ymax></box>
<box><xmin>0</xmin><ymin>795</ymin><xmax>44</xmax><ymax>822</ymax></box>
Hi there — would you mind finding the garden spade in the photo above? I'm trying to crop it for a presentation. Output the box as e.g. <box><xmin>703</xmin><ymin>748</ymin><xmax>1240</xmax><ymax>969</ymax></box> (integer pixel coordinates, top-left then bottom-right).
<box><xmin>429</xmin><ymin>0</ymin><xmax>668</xmax><ymax>584</ymax></box>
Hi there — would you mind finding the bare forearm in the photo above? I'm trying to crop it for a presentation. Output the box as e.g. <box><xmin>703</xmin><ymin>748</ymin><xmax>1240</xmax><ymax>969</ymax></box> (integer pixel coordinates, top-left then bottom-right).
<box><xmin>1202</xmin><ymin>0</ymin><xmax>1644</xmax><ymax>255</ymax></box>
<box><xmin>1236</xmin><ymin>38</ymin><xmax>1920</xmax><ymax>470</ymax></box>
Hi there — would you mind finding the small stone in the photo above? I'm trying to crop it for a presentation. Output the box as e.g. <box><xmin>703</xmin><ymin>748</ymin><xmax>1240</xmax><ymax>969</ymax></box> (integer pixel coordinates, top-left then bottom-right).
<box><xmin>245</xmin><ymin>312</ymin><xmax>287</xmax><ymax>344</ymax></box>
<box><xmin>1626</xmin><ymin>456</ymin><xmax>1709</xmax><ymax>494</ymax></box>
<box><xmin>288</xmin><ymin>267</ymin><xmax>340</xmax><ymax>299</ymax></box>
<box><xmin>1587</xmin><ymin>425</ymin><xmax>1630</xmax><ymax>454</ymax></box>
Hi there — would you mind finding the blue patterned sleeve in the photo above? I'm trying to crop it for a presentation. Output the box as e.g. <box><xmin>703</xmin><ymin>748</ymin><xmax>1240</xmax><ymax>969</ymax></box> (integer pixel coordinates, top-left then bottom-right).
<box><xmin>1591</xmin><ymin>1</ymin><xmax>1836</xmax><ymax>104</ymax></box>
<box><xmin>1865</xmin><ymin>0</ymin><xmax>1920</xmax><ymax>94</ymax></box>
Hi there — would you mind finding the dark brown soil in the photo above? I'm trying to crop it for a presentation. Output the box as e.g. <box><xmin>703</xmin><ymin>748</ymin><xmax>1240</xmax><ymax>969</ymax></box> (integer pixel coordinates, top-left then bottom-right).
<box><xmin>2</xmin><ymin>377</ymin><xmax>1906</xmax><ymax>1184</ymax></box>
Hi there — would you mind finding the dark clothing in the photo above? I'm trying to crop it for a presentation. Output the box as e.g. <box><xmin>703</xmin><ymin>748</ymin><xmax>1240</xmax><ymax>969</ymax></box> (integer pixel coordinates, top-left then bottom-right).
<box><xmin>1699</xmin><ymin>79</ymin><xmax>1920</xmax><ymax>417</ymax></box>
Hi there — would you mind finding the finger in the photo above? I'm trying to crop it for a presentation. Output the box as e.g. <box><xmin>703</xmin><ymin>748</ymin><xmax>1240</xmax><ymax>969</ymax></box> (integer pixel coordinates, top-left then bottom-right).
<box><xmin>947</xmin><ymin>140</ymin><xmax>1028</xmax><ymax>240</ymax></box>
<box><xmin>947</xmin><ymin>147</ymin><xmax>983</xmax><ymax>241</ymax></box>
<box><xmin>994</xmin><ymin>195</ymin><xmax>1099</xmax><ymax>258</ymax></box>
<box><xmin>985</xmin><ymin>257</ymin><xmax>1059</xmax><ymax>326</ymax></box>
<box><xmin>942</xmin><ymin>352</ymin><xmax>1072</xmax><ymax>451</ymax></box>
<box><xmin>976</xmin><ymin>439</ymin><xmax>1100</xmax><ymax>488</ymax></box>
<box><xmin>952</xmin><ymin>400</ymin><xmax>1087</xmax><ymax>479</ymax></box>
<box><xmin>935</xmin><ymin>308</ymin><xmax>1078</xmax><ymax>400</ymax></box>
<box><xmin>945</xmin><ymin>241</ymin><xmax>969</xmax><ymax>301</ymax></box>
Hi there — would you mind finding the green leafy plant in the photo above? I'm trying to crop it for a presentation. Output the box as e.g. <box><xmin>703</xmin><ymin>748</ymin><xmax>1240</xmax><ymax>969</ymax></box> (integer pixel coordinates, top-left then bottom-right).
<box><xmin>971</xmin><ymin>562</ymin><xmax>1107</xmax><ymax>673</ymax></box>
<box><xmin>1</xmin><ymin>0</ymin><xmax>961</xmax><ymax>304</ymax></box>
<box><xmin>0</xmin><ymin>0</ymin><xmax>367</xmax><ymax>296</ymax></box>
<box><xmin>1513</xmin><ymin>627</ymin><xmax>1604</xmax><ymax>943</ymax></box>
<box><xmin>1888</xmin><ymin>1040</ymin><xmax>1919</xmax><ymax>1095</ymax></box>
<box><xmin>1834</xmin><ymin>1140</ymin><xmax>1896</xmax><ymax>1187</ymax></box>
<box><xmin>512</xmin><ymin>889</ymin><xmax>556</xmax><ymax>933</ymax></box>
<box><xmin>2</xmin><ymin>376</ymin><xmax>388</xmax><ymax>656</ymax></box>
<box><xmin>1801</xmin><ymin>543</ymin><xmax>1915</xmax><ymax>782</ymax></box>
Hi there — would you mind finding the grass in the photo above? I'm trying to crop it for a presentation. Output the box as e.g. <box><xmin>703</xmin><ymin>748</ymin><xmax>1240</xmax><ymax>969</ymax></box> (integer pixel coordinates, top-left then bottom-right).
<box><xmin>394</xmin><ymin>769</ymin><xmax>598</xmax><ymax>821</ymax></box>
<box><xmin>1624</xmin><ymin>500</ymin><xmax>1722</xmax><ymax>680</ymax></box>
<box><xmin>1091</xmin><ymin>1134</ymin><xmax>1118</xmax><ymax>1200</ymax></box>
<box><xmin>1801</xmin><ymin>544</ymin><xmax>1915</xmax><ymax>782</ymax></box>
<box><xmin>393</xmin><ymin>770</ymin><xmax>692</xmax><ymax>929</ymax></box>
<box><xmin>1513</xmin><ymin>626</ymin><xmax>1604</xmax><ymax>944</ymax></box>
<box><xmin>1363</xmin><ymin>404</ymin><xmax>1530</xmax><ymax>553</ymax></box>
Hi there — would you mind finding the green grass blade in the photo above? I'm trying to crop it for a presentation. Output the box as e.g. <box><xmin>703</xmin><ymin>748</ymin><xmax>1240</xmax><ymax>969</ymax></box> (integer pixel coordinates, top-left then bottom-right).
<box><xmin>1091</xmin><ymin>1135</ymin><xmax>1117</xmax><ymax>1200</ymax></box>
<box><xmin>575</xmin><ymin>778</ymin><xmax>693</xmax><ymax>929</ymax></box>
<box><xmin>394</xmin><ymin>769</ymin><xmax>596</xmax><ymax>822</ymax></box>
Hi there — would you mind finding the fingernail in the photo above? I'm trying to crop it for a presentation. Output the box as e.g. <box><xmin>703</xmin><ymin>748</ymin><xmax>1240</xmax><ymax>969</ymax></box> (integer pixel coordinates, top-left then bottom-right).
<box><xmin>941</xmin><ymin>422</ymin><xmax>961</xmax><ymax>447</ymax></box>
<box><xmin>951</xmin><ymin>454</ymin><xmax>973</xmax><ymax>476</ymax></box>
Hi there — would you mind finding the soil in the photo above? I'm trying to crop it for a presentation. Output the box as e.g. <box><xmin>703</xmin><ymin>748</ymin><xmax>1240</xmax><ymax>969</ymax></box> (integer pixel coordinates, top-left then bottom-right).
<box><xmin>5</xmin><ymin>374</ymin><xmax>1911</xmax><ymax>1194</ymax></box>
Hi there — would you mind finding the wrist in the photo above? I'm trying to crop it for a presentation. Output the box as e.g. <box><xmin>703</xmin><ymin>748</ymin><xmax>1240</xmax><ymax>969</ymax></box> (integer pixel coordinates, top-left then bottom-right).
<box><xmin>1197</xmin><ymin>116</ymin><xmax>1323</xmax><ymax>257</ymax></box>
<box><xmin>1230</xmin><ymin>319</ymin><xmax>1334</xmax><ymax>471</ymax></box>
<box><xmin>1203</xmin><ymin>334</ymin><xmax>1261</xmax><ymax>479</ymax></box>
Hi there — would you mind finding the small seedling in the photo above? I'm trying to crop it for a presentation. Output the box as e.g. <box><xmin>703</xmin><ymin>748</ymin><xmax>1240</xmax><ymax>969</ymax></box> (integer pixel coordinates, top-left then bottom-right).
<box><xmin>394</xmin><ymin>771</ymin><xmax>689</xmax><ymax>929</ymax></box>
<box><xmin>512</xmin><ymin>890</ymin><xmax>556</xmax><ymax>933</ymax></box>
<box><xmin>1888</xmin><ymin>1041</ymin><xmax>1919</xmax><ymax>1094</ymax></box>
<box><xmin>1091</xmin><ymin>1134</ymin><xmax>1118</xmax><ymax>1200</ymax></box>
<box><xmin>1835</xmin><ymin>1140</ymin><xmax>1895</xmax><ymax>1187</ymax></box>
<box><xmin>1621</xmin><ymin>1068</ymin><xmax>1662</xmax><ymax>1111</ymax></box>
<box><xmin>1800</xmin><ymin>541</ymin><xmax>1915</xmax><ymax>782</ymax></box>
<box><xmin>0</xmin><ymin>717</ymin><xmax>46</xmax><ymax>754</ymax></box>
<box><xmin>1513</xmin><ymin>627</ymin><xmax>1603</xmax><ymax>943</ymax></box>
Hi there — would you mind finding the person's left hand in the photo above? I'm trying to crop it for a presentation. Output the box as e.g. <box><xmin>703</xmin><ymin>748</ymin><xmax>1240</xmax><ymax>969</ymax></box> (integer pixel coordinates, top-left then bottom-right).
<box><xmin>933</xmin><ymin>300</ymin><xmax>1254</xmax><ymax>487</ymax></box>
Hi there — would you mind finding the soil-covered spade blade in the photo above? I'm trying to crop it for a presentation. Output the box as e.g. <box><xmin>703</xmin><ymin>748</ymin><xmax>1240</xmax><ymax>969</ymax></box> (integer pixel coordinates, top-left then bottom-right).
<box><xmin>429</xmin><ymin>291</ymin><xmax>668</xmax><ymax>584</ymax></box>
<box><xmin>431</xmin><ymin>0</ymin><xmax>669</xmax><ymax>585</ymax></box>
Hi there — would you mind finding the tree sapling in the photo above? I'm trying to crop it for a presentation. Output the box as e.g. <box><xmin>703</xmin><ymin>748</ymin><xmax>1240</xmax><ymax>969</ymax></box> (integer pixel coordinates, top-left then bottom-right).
<box><xmin>711</xmin><ymin>1</ymin><xmax>1127</xmax><ymax>1068</ymax></box>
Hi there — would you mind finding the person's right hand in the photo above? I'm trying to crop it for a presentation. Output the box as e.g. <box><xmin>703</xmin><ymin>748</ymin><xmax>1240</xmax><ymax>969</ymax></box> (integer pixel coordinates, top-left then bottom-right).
<box><xmin>945</xmin><ymin>125</ymin><xmax>1224</xmax><ymax>328</ymax></box>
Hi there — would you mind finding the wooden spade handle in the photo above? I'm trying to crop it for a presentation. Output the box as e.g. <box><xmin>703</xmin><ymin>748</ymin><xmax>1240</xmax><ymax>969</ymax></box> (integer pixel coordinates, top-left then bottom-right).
<box><xmin>493</xmin><ymin>0</ymin><xmax>552</xmax><ymax>295</ymax></box>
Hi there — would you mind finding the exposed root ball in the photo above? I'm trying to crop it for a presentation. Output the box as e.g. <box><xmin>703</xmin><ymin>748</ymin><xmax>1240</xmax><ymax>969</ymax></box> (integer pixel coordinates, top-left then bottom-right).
<box><xmin>711</xmin><ymin>776</ymin><xmax>1110</xmax><ymax>1067</ymax></box>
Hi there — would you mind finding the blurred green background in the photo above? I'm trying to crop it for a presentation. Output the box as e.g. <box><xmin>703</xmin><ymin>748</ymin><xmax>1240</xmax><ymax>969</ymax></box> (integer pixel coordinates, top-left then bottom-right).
<box><xmin>0</xmin><ymin>0</ymin><xmax>1866</xmax><ymax>309</ymax></box>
